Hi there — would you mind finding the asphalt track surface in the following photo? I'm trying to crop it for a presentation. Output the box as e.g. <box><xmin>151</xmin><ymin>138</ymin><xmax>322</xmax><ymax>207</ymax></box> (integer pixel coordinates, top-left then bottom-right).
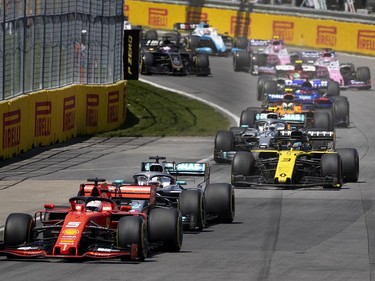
<box><xmin>0</xmin><ymin>52</ymin><xmax>375</xmax><ymax>281</ymax></box>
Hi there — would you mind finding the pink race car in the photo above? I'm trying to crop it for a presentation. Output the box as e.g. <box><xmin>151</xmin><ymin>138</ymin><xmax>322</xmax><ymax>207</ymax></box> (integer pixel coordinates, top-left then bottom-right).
<box><xmin>314</xmin><ymin>49</ymin><xmax>371</xmax><ymax>90</ymax></box>
<box><xmin>233</xmin><ymin>36</ymin><xmax>299</xmax><ymax>75</ymax></box>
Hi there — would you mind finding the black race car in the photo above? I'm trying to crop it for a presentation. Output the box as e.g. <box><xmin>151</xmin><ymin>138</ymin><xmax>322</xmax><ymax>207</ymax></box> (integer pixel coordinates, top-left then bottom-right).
<box><xmin>140</xmin><ymin>38</ymin><xmax>211</xmax><ymax>76</ymax></box>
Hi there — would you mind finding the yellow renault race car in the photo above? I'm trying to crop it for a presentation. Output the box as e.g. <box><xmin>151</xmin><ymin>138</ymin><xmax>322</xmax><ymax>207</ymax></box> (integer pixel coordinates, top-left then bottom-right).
<box><xmin>231</xmin><ymin>130</ymin><xmax>359</xmax><ymax>188</ymax></box>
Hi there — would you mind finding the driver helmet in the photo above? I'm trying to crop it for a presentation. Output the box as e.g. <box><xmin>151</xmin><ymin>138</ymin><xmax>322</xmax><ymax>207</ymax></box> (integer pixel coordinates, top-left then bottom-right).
<box><xmin>301</xmin><ymin>80</ymin><xmax>313</xmax><ymax>88</ymax></box>
<box><xmin>86</xmin><ymin>200</ymin><xmax>102</xmax><ymax>212</ymax></box>
<box><xmin>257</xmin><ymin>122</ymin><xmax>268</xmax><ymax>132</ymax></box>
<box><xmin>294</xmin><ymin>64</ymin><xmax>303</xmax><ymax>72</ymax></box>
<box><xmin>293</xmin><ymin>72</ymin><xmax>301</xmax><ymax>79</ymax></box>
<box><xmin>136</xmin><ymin>176</ymin><xmax>148</xmax><ymax>186</ymax></box>
<box><xmin>282</xmin><ymin>102</ymin><xmax>294</xmax><ymax>110</ymax></box>
<box><xmin>295</xmin><ymin>89</ymin><xmax>305</xmax><ymax>95</ymax></box>
<box><xmin>203</xmin><ymin>29</ymin><xmax>211</xmax><ymax>35</ymax></box>
<box><xmin>162</xmin><ymin>46</ymin><xmax>171</xmax><ymax>52</ymax></box>
<box><xmin>150</xmin><ymin>176</ymin><xmax>163</xmax><ymax>188</ymax></box>
<box><xmin>292</xmin><ymin>141</ymin><xmax>303</xmax><ymax>150</ymax></box>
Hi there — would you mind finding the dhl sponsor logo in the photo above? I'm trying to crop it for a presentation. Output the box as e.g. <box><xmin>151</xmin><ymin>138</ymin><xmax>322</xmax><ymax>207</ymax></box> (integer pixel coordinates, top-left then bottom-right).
<box><xmin>3</xmin><ymin>110</ymin><xmax>21</xmax><ymax>149</ymax></box>
<box><xmin>357</xmin><ymin>30</ymin><xmax>375</xmax><ymax>51</ymax></box>
<box><xmin>35</xmin><ymin>101</ymin><xmax>52</xmax><ymax>137</ymax></box>
<box><xmin>148</xmin><ymin>8</ymin><xmax>168</xmax><ymax>27</ymax></box>
<box><xmin>63</xmin><ymin>96</ymin><xmax>75</xmax><ymax>131</ymax></box>
<box><xmin>108</xmin><ymin>91</ymin><xmax>119</xmax><ymax>123</ymax></box>
<box><xmin>230</xmin><ymin>16</ymin><xmax>250</xmax><ymax>37</ymax></box>
<box><xmin>273</xmin><ymin>21</ymin><xmax>294</xmax><ymax>42</ymax></box>
<box><xmin>63</xmin><ymin>229</ymin><xmax>79</xmax><ymax>235</ymax></box>
<box><xmin>316</xmin><ymin>26</ymin><xmax>337</xmax><ymax>47</ymax></box>
<box><xmin>86</xmin><ymin>94</ymin><xmax>98</xmax><ymax>127</ymax></box>
<box><xmin>186</xmin><ymin>11</ymin><xmax>208</xmax><ymax>22</ymax></box>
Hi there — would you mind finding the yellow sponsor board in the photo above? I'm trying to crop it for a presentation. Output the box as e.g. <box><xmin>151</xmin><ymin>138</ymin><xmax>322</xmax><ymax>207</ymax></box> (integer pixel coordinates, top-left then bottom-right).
<box><xmin>0</xmin><ymin>81</ymin><xmax>127</xmax><ymax>160</ymax></box>
<box><xmin>28</xmin><ymin>92</ymin><xmax>53</xmax><ymax>147</ymax></box>
<box><xmin>126</xmin><ymin>0</ymin><xmax>375</xmax><ymax>55</ymax></box>
<box><xmin>1</xmin><ymin>95</ymin><xmax>30</xmax><ymax>159</ymax></box>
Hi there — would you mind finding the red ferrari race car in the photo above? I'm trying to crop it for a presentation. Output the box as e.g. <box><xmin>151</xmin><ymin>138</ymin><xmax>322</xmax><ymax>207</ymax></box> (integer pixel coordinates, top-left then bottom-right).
<box><xmin>0</xmin><ymin>179</ymin><xmax>182</xmax><ymax>261</ymax></box>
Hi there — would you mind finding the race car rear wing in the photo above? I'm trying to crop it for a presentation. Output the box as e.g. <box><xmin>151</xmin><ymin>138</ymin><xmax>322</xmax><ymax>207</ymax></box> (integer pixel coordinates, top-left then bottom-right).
<box><xmin>278</xmin><ymin>130</ymin><xmax>335</xmax><ymax>140</ymax></box>
<box><xmin>114</xmin><ymin>185</ymin><xmax>156</xmax><ymax>200</ymax></box>
<box><xmin>141</xmin><ymin>161</ymin><xmax>174</xmax><ymax>173</ymax></box>
<box><xmin>169</xmin><ymin>162</ymin><xmax>210</xmax><ymax>187</ymax></box>
<box><xmin>277</xmin><ymin>130</ymin><xmax>336</xmax><ymax>149</ymax></box>
<box><xmin>173</xmin><ymin>23</ymin><xmax>200</xmax><ymax>31</ymax></box>
<box><xmin>169</xmin><ymin>162</ymin><xmax>207</xmax><ymax>176</ymax></box>
<box><xmin>276</xmin><ymin>78</ymin><xmax>329</xmax><ymax>89</ymax></box>
<box><xmin>299</xmin><ymin>51</ymin><xmax>320</xmax><ymax>63</ymax></box>
<box><xmin>141</xmin><ymin>39</ymin><xmax>179</xmax><ymax>49</ymax></box>
<box><xmin>275</xmin><ymin>64</ymin><xmax>316</xmax><ymax>72</ymax></box>
<box><xmin>249</xmin><ymin>39</ymin><xmax>271</xmax><ymax>47</ymax></box>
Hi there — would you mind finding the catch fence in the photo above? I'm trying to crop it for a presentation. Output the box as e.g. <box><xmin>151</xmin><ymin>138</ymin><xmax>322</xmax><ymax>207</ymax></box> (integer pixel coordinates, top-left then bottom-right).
<box><xmin>0</xmin><ymin>0</ymin><xmax>124</xmax><ymax>100</ymax></box>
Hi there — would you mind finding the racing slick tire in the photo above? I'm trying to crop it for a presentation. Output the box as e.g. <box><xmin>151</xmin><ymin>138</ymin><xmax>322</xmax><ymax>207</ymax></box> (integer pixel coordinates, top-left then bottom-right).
<box><xmin>257</xmin><ymin>76</ymin><xmax>274</xmax><ymax>101</ymax></box>
<box><xmin>233</xmin><ymin>51</ymin><xmax>249</xmax><ymax>72</ymax></box>
<box><xmin>149</xmin><ymin>208</ymin><xmax>183</xmax><ymax>251</ymax></box>
<box><xmin>4</xmin><ymin>213</ymin><xmax>34</xmax><ymax>247</ymax></box>
<box><xmin>326</xmin><ymin>81</ymin><xmax>340</xmax><ymax>97</ymax></box>
<box><xmin>231</xmin><ymin>151</ymin><xmax>255</xmax><ymax>186</ymax></box>
<box><xmin>235</xmin><ymin>37</ymin><xmax>248</xmax><ymax>49</ymax></box>
<box><xmin>336</xmin><ymin>148</ymin><xmax>359</xmax><ymax>183</ymax></box>
<box><xmin>262</xmin><ymin>80</ymin><xmax>278</xmax><ymax>105</ymax></box>
<box><xmin>313</xmin><ymin>111</ymin><xmax>332</xmax><ymax>131</ymax></box>
<box><xmin>145</xmin><ymin>30</ymin><xmax>158</xmax><ymax>40</ymax></box>
<box><xmin>178</xmin><ymin>189</ymin><xmax>206</xmax><ymax>231</ymax></box>
<box><xmin>189</xmin><ymin>36</ymin><xmax>200</xmax><ymax>49</ymax></box>
<box><xmin>140</xmin><ymin>53</ymin><xmax>154</xmax><ymax>75</ymax></box>
<box><xmin>357</xmin><ymin>66</ymin><xmax>371</xmax><ymax>83</ymax></box>
<box><xmin>240</xmin><ymin>109</ymin><xmax>257</xmax><ymax>127</ymax></box>
<box><xmin>195</xmin><ymin>53</ymin><xmax>210</xmax><ymax>76</ymax></box>
<box><xmin>253</xmin><ymin>53</ymin><xmax>267</xmax><ymax>67</ymax></box>
<box><xmin>321</xmin><ymin>153</ymin><xmax>342</xmax><ymax>188</ymax></box>
<box><xmin>333</xmin><ymin>96</ymin><xmax>350</xmax><ymax>127</ymax></box>
<box><xmin>205</xmin><ymin>183</ymin><xmax>235</xmax><ymax>223</ymax></box>
<box><xmin>117</xmin><ymin>216</ymin><xmax>149</xmax><ymax>261</ymax></box>
<box><xmin>214</xmin><ymin>130</ymin><xmax>234</xmax><ymax>163</ymax></box>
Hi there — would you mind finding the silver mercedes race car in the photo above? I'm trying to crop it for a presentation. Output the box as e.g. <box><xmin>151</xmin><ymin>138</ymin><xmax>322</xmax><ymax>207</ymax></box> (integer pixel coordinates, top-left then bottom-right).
<box><xmin>214</xmin><ymin>112</ymin><xmax>289</xmax><ymax>163</ymax></box>
<box><xmin>113</xmin><ymin>156</ymin><xmax>235</xmax><ymax>230</ymax></box>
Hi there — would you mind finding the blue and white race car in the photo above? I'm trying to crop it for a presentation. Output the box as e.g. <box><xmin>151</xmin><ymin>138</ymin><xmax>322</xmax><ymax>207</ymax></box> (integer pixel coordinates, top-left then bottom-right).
<box><xmin>173</xmin><ymin>22</ymin><xmax>233</xmax><ymax>56</ymax></box>
<box><xmin>257</xmin><ymin>63</ymin><xmax>340</xmax><ymax>104</ymax></box>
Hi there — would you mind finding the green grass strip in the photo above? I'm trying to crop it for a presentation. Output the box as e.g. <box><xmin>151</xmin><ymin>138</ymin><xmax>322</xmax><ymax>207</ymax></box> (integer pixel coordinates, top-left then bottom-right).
<box><xmin>97</xmin><ymin>80</ymin><xmax>230</xmax><ymax>137</ymax></box>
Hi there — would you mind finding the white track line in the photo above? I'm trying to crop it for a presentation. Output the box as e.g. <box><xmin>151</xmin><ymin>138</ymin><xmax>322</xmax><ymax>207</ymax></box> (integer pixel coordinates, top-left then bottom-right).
<box><xmin>139</xmin><ymin>78</ymin><xmax>240</xmax><ymax>125</ymax></box>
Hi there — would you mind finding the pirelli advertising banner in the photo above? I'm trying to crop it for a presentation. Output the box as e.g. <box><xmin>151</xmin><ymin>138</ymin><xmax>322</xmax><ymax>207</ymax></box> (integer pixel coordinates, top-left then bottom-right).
<box><xmin>0</xmin><ymin>81</ymin><xmax>127</xmax><ymax>160</ymax></box>
<box><xmin>126</xmin><ymin>0</ymin><xmax>375</xmax><ymax>56</ymax></box>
